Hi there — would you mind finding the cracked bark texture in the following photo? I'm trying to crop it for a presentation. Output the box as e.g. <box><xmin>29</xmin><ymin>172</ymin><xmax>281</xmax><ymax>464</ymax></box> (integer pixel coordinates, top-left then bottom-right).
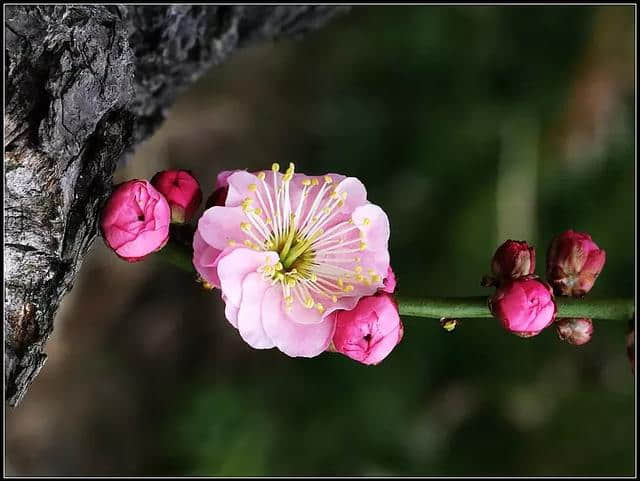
<box><xmin>4</xmin><ymin>5</ymin><xmax>349</xmax><ymax>407</ymax></box>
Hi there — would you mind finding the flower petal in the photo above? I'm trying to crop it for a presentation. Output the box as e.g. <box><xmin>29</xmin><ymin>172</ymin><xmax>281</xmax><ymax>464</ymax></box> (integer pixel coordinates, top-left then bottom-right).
<box><xmin>218</xmin><ymin>248</ymin><xmax>279</xmax><ymax>309</ymax></box>
<box><xmin>225</xmin><ymin>170</ymin><xmax>261</xmax><ymax>207</ymax></box>
<box><xmin>192</xmin><ymin>230</ymin><xmax>224</xmax><ymax>287</ymax></box>
<box><xmin>237</xmin><ymin>273</ymin><xmax>275</xmax><ymax>349</ymax></box>
<box><xmin>115</xmin><ymin>227</ymin><xmax>168</xmax><ymax>258</ymax></box>
<box><xmin>335</xmin><ymin>176</ymin><xmax>368</xmax><ymax>215</ymax></box>
<box><xmin>352</xmin><ymin>203</ymin><xmax>390</xmax><ymax>252</ymax></box>
<box><xmin>262</xmin><ymin>286</ymin><xmax>336</xmax><ymax>357</ymax></box>
<box><xmin>198</xmin><ymin>206</ymin><xmax>248</xmax><ymax>250</ymax></box>
<box><xmin>222</xmin><ymin>293</ymin><xmax>239</xmax><ymax>328</ymax></box>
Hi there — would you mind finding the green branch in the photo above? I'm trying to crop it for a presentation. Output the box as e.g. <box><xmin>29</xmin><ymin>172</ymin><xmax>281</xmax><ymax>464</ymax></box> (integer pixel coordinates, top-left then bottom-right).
<box><xmin>397</xmin><ymin>296</ymin><xmax>635</xmax><ymax>321</ymax></box>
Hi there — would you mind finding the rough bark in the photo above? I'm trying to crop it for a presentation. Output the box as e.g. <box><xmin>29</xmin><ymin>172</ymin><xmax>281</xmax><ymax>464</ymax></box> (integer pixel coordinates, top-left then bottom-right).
<box><xmin>4</xmin><ymin>5</ymin><xmax>349</xmax><ymax>406</ymax></box>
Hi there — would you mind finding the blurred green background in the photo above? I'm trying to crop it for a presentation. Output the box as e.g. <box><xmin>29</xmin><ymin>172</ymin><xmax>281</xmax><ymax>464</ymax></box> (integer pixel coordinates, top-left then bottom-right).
<box><xmin>6</xmin><ymin>6</ymin><xmax>635</xmax><ymax>476</ymax></box>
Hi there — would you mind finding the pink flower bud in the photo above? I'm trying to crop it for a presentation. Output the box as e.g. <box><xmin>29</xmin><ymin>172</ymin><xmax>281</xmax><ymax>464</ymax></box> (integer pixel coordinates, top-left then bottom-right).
<box><xmin>100</xmin><ymin>180</ymin><xmax>170</xmax><ymax>262</ymax></box>
<box><xmin>491</xmin><ymin>240</ymin><xmax>536</xmax><ymax>283</ymax></box>
<box><xmin>555</xmin><ymin>317</ymin><xmax>594</xmax><ymax>346</ymax></box>
<box><xmin>205</xmin><ymin>170</ymin><xmax>239</xmax><ymax>209</ymax></box>
<box><xmin>332</xmin><ymin>293</ymin><xmax>404</xmax><ymax>365</ymax></box>
<box><xmin>489</xmin><ymin>278</ymin><xmax>557</xmax><ymax>337</ymax></box>
<box><xmin>546</xmin><ymin>229</ymin><xmax>606</xmax><ymax>297</ymax></box>
<box><xmin>150</xmin><ymin>169</ymin><xmax>202</xmax><ymax>223</ymax></box>
<box><xmin>381</xmin><ymin>266</ymin><xmax>397</xmax><ymax>293</ymax></box>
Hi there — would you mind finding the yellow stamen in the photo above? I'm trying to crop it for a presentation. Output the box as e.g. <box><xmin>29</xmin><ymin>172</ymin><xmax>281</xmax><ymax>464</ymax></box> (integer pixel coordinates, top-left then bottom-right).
<box><xmin>241</xmin><ymin>198</ymin><xmax>253</xmax><ymax>212</ymax></box>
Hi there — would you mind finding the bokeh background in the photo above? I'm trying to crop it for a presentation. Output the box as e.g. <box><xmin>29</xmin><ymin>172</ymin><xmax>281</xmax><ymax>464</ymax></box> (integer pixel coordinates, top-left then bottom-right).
<box><xmin>5</xmin><ymin>5</ymin><xmax>636</xmax><ymax>476</ymax></box>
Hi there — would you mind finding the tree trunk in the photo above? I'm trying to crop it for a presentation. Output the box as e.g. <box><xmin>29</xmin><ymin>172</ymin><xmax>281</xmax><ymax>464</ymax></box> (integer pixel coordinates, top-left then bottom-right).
<box><xmin>4</xmin><ymin>5</ymin><xmax>349</xmax><ymax>407</ymax></box>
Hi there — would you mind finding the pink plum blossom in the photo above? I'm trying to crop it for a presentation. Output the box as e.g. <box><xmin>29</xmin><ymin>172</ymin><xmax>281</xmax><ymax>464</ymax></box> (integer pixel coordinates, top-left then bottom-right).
<box><xmin>101</xmin><ymin>179</ymin><xmax>170</xmax><ymax>262</ymax></box>
<box><xmin>489</xmin><ymin>278</ymin><xmax>557</xmax><ymax>337</ymax></box>
<box><xmin>194</xmin><ymin>163</ymin><xmax>391</xmax><ymax>357</ymax></box>
<box><xmin>546</xmin><ymin>229</ymin><xmax>606</xmax><ymax>297</ymax></box>
<box><xmin>151</xmin><ymin>169</ymin><xmax>202</xmax><ymax>223</ymax></box>
<box><xmin>331</xmin><ymin>292</ymin><xmax>403</xmax><ymax>365</ymax></box>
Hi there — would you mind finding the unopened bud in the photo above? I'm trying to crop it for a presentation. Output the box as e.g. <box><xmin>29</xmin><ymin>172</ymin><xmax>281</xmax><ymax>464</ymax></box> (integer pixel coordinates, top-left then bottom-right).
<box><xmin>331</xmin><ymin>293</ymin><xmax>403</xmax><ymax>365</ymax></box>
<box><xmin>555</xmin><ymin>317</ymin><xmax>594</xmax><ymax>346</ymax></box>
<box><xmin>100</xmin><ymin>180</ymin><xmax>170</xmax><ymax>262</ymax></box>
<box><xmin>490</xmin><ymin>240</ymin><xmax>536</xmax><ymax>285</ymax></box>
<box><xmin>489</xmin><ymin>278</ymin><xmax>556</xmax><ymax>338</ymax></box>
<box><xmin>546</xmin><ymin>230</ymin><xmax>606</xmax><ymax>297</ymax></box>
<box><xmin>151</xmin><ymin>169</ymin><xmax>202</xmax><ymax>223</ymax></box>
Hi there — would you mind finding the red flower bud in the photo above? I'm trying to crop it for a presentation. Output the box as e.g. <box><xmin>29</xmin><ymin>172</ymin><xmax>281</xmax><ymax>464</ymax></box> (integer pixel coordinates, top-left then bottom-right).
<box><xmin>151</xmin><ymin>169</ymin><xmax>202</xmax><ymax>223</ymax></box>
<box><xmin>490</xmin><ymin>240</ymin><xmax>536</xmax><ymax>284</ymax></box>
<box><xmin>489</xmin><ymin>278</ymin><xmax>556</xmax><ymax>338</ymax></box>
<box><xmin>546</xmin><ymin>230</ymin><xmax>606</xmax><ymax>297</ymax></box>
<box><xmin>555</xmin><ymin>317</ymin><xmax>594</xmax><ymax>346</ymax></box>
<box><xmin>205</xmin><ymin>170</ymin><xmax>238</xmax><ymax>209</ymax></box>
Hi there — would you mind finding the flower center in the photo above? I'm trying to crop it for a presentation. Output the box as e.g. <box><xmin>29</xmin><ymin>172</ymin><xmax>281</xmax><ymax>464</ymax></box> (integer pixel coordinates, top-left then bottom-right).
<box><xmin>232</xmin><ymin>163</ymin><xmax>380</xmax><ymax>313</ymax></box>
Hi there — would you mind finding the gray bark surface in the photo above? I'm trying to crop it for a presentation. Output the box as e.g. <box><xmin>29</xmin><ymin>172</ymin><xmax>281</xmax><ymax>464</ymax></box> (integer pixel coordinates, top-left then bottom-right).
<box><xmin>4</xmin><ymin>5</ymin><xmax>348</xmax><ymax>406</ymax></box>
